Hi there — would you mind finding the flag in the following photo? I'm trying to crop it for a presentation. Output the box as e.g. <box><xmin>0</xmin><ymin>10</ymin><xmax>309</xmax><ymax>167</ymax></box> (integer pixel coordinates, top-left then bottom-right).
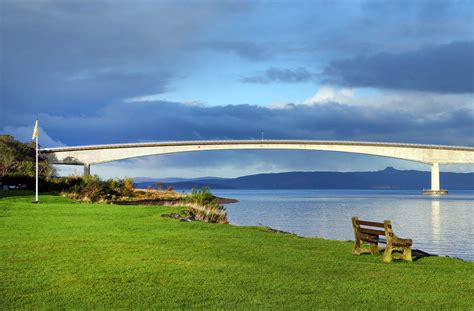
<box><xmin>32</xmin><ymin>120</ymin><xmax>38</xmax><ymax>140</ymax></box>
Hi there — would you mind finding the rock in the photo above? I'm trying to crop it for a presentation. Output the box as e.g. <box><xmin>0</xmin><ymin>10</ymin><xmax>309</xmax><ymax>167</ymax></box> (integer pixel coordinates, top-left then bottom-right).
<box><xmin>161</xmin><ymin>213</ymin><xmax>183</xmax><ymax>220</ymax></box>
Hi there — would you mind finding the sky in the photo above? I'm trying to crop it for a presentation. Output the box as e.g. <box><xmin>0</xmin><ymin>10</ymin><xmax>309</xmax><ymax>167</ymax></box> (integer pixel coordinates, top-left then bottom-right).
<box><xmin>1</xmin><ymin>0</ymin><xmax>473</xmax><ymax>178</ymax></box>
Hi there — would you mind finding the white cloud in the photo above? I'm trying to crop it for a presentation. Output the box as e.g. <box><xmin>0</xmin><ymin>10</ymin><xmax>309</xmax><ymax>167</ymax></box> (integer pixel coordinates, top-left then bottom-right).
<box><xmin>267</xmin><ymin>102</ymin><xmax>295</xmax><ymax>110</ymax></box>
<box><xmin>282</xmin><ymin>86</ymin><xmax>474</xmax><ymax>117</ymax></box>
<box><xmin>124</xmin><ymin>93</ymin><xmax>204</xmax><ymax>106</ymax></box>
<box><xmin>124</xmin><ymin>94</ymin><xmax>163</xmax><ymax>103</ymax></box>
<box><xmin>267</xmin><ymin>86</ymin><xmax>356</xmax><ymax>109</ymax></box>
<box><xmin>344</xmin><ymin>90</ymin><xmax>474</xmax><ymax>115</ymax></box>
<box><xmin>303</xmin><ymin>86</ymin><xmax>355</xmax><ymax>105</ymax></box>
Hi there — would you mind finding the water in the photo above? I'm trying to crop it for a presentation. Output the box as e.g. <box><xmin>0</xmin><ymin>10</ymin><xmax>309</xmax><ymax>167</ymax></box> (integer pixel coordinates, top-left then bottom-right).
<box><xmin>212</xmin><ymin>190</ymin><xmax>474</xmax><ymax>261</ymax></box>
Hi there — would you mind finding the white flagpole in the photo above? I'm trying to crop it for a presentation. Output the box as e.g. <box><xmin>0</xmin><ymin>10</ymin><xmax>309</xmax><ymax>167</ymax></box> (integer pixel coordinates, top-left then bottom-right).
<box><xmin>35</xmin><ymin>122</ymin><xmax>39</xmax><ymax>203</ymax></box>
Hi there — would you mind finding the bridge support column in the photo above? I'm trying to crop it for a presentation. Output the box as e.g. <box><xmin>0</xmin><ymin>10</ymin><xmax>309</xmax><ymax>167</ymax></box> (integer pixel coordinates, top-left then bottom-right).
<box><xmin>431</xmin><ymin>163</ymin><xmax>440</xmax><ymax>191</ymax></box>
<box><xmin>83</xmin><ymin>164</ymin><xmax>91</xmax><ymax>177</ymax></box>
<box><xmin>423</xmin><ymin>163</ymin><xmax>448</xmax><ymax>195</ymax></box>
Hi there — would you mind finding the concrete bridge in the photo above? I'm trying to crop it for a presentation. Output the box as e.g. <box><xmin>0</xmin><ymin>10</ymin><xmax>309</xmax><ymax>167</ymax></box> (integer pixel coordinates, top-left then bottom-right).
<box><xmin>40</xmin><ymin>140</ymin><xmax>474</xmax><ymax>195</ymax></box>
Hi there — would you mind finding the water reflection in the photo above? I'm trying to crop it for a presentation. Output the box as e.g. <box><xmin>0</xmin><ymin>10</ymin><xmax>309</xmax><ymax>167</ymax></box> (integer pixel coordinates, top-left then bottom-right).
<box><xmin>431</xmin><ymin>200</ymin><xmax>441</xmax><ymax>248</ymax></box>
<box><xmin>218</xmin><ymin>190</ymin><xmax>474</xmax><ymax>261</ymax></box>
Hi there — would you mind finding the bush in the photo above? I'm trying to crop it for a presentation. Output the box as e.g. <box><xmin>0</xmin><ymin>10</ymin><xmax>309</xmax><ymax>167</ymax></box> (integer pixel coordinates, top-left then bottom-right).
<box><xmin>184</xmin><ymin>187</ymin><xmax>228</xmax><ymax>224</ymax></box>
<box><xmin>187</xmin><ymin>203</ymin><xmax>228</xmax><ymax>224</ymax></box>
<box><xmin>185</xmin><ymin>187</ymin><xmax>219</xmax><ymax>206</ymax></box>
<box><xmin>61</xmin><ymin>176</ymin><xmax>134</xmax><ymax>203</ymax></box>
<box><xmin>57</xmin><ymin>179</ymin><xmax>229</xmax><ymax>224</ymax></box>
<box><xmin>123</xmin><ymin>177</ymin><xmax>134</xmax><ymax>195</ymax></box>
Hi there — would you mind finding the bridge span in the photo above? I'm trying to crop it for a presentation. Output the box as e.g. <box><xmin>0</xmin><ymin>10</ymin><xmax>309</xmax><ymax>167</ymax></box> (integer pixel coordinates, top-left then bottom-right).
<box><xmin>41</xmin><ymin>140</ymin><xmax>474</xmax><ymax>195</ymax></box>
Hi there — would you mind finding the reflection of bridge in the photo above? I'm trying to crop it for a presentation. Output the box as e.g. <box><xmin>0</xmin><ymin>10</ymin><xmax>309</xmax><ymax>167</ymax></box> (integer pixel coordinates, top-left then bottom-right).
<box><xmin>41</xmin><ymin>140</ymin><xmax>474</xmax><ymax>195</ymax></box>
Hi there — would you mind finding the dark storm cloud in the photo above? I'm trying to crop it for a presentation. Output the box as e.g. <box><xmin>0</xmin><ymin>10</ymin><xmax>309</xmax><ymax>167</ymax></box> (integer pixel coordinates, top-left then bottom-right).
<box><xmin>39</xmin><ymin>98</ymin><xmax>472</xmax><ymax>176</ymax></box>
<box><xmin>309</xmin><ymin>0</ymin><xmax>473</xmax><ymax>56</ymax></box>
<box><xmin>241</xmin><ymin>67</ymin><xmax>313</xmax><ymax>84</ymax></box>
<box><xmin>322</xmin><ymin>41</ymin><xmax>474</xmax><ymax>93</ymax></box>
<box><xmin>0</xmin><ymin>0</ymin><xmax>246</xmax><ymax>124</ymax></box>
<box><xmin>2</xmin><ymin>1</ymin><xmax>473</xmax><ymax>148</ymax></box>
<box><xmin>38</xmin><ymin>100</ymin><xmax>474</xmax><ymax>147</ymax></box>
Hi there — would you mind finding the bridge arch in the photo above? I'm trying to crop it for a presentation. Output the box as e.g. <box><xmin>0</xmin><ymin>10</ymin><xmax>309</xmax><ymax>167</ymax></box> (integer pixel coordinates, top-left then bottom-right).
<box><xmin>41</xmin><ymin>140</ymin><xmax>474</xmax><ymax>195</ymax></box>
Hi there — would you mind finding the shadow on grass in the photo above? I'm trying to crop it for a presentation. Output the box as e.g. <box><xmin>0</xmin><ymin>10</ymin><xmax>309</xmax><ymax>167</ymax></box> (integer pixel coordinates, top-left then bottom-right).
<box><xmin>355</xmin><ymin>245</ymin><xmax>437</xmax><ymax>262</ymax></box>
<box><xmin>411</xmin><ymin>249</ymin><xmax>437</xmax><ymax>261</ymax></box>
<box><xmin>0</xmin><ymin>190</ymin><xmax>34</xmax><ymax>198</ymax></box>
<box><xmin>380</xmin><ymin>248</ymin><xmax>436</xmax><ymax>262</ymax></box>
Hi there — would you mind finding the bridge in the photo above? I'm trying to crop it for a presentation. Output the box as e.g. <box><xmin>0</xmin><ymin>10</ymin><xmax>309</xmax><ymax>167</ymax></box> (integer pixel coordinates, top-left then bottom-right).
<box><xmin>40</xmin><ymin>140</ymin><xmax>474</xmax><ymax>195</ymax></box>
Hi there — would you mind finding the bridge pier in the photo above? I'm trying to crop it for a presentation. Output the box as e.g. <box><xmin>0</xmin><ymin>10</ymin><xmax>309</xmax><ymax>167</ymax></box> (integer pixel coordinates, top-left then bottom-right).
<box><xmin>83</xmin><ymin>164</ymin><xmax>91</xmax><ymax>177</ymax></box>
<box><xmin>423</xmin><ymin>163</ymin><xmax>448</xmax><ymax>195</ymax></box>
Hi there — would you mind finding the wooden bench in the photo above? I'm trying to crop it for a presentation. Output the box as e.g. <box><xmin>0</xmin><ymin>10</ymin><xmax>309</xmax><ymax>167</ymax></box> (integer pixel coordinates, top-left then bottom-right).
<box><xmin>351</xmin><ymin>217</ymin><xmax>413</xmax><ymax>263</ymax></box>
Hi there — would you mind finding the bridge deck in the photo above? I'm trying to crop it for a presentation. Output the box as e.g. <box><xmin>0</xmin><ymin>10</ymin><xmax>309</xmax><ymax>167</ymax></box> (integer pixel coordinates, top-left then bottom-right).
<box><xmin>41</xmin><ymin>140</ymin><xmax>474</xmax><ymax>153</ymax></box>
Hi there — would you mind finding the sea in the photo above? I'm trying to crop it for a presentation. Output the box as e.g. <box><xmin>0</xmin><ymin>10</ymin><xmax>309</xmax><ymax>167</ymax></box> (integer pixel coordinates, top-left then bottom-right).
<box><xmin>210</xmin><ymin>189</ymin><xmax>474</xmax><ymax>261</ymax></box>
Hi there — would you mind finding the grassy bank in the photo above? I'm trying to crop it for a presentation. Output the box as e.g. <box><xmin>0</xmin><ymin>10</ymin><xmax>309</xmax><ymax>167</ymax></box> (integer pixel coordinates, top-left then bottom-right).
<box><xmin>1</xmin><ymin>193</ymin><xmax>473</xmax><ymax>309</ymax></box>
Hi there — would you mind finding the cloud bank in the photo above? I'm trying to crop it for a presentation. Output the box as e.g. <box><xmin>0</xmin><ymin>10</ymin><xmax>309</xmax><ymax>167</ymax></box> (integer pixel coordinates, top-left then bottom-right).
<box><xmin>12</xmin><ymin>93</ymin><xmax>469</xmax><ymax>148</ymax></box>
<box><xmin>323</xmin><ymin>41</ymin><xmax>474</xmax><ymax>93</ymax></box>
<box><xmin>242</xmin><ymin>67</ymin><xmax>313</xmax><ymax>83</ymax></box>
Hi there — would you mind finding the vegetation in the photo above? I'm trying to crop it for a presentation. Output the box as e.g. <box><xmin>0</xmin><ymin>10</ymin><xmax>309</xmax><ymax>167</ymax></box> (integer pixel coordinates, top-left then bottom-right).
<box><xmin>184</xmin><ymin>187</ymin><xmax>227</xmax><ymax>223</ymax></box>
<box><xmin>0</xmin><ymin>135</ymin><xmax>55</xmax><ymax>180</ymax></box>
<box><xmin>186</xmin><ymin>203</ymin><xmax>228</xmax><ymax>224</ymax></box>
<box><xmin>185</xmin><ymin>187</ymin><xmax>220</xmax><ymax>206</ymax></box>
<box><xmin>1</xmin><ymin>135</ymin><xmax>226</xmax><ymax>224</ymax></box>
<box><xmin>57</xmin><ymin>178</ymin><xmax>226</xmax><ymax>223</ymax></box>
<box><xmin>0</xmin><ymin>193</ymin><xmax>472</xmax><ymax>309</ymax></box>
<box><xmin>59</xmin><ymin>175</ymin><xmax>135</xmax><ymax>203</ymax></box>
<box><xmin>0</xmin><ymin>135</ymin><xmax>213</xmax><ymax>203</ymax></box>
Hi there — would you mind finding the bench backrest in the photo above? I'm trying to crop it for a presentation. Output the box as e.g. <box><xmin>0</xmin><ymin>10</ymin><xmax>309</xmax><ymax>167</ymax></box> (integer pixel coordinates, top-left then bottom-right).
<box><xmin>352</xmin><ymin>217</ymin><xmax>391</xmax><ymax>243</ymax></box>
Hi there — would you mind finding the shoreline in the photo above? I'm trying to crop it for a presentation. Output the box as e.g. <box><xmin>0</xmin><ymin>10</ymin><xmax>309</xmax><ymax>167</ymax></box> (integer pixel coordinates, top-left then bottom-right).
<box><xmin>113</xmin><ymin>195</ymin><xmax>238</xmax><ymax>206</ymax></box>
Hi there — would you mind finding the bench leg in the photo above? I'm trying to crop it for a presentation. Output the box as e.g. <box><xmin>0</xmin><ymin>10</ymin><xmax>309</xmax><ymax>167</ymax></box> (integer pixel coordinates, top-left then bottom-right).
<box><xmin>370</xmin><ymin>243</ymin><xmax>379</xmax><ymax>255</ymax></box>
<box><xmin>352</xmin><ymin>244</ymin><xmax>362</xmax><ymax>255</ymax></box>
<box><xmin>403</xmin><ymin>246</ymin><xmax>412</xmax><ymax>262</ymax></box>
<box><xmin>352</xmin><ymin>237</ymin><xmax>362</xmax><ymax>255</ymax></box>
<box><xmin>383</xmin><ymin>246</ymin><xmax>393</xmax><ymax>263</ymax></box>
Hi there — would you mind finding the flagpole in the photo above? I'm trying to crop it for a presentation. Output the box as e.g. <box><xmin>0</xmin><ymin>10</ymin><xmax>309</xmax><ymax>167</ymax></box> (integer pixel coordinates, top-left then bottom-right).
<box><xmin>35</xmin><ymin>121</ymin><xmax>39</xmax><ymax>203</ymax></box>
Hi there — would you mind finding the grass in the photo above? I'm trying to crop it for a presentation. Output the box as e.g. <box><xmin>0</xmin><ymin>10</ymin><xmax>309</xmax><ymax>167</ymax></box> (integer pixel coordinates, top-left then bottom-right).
<box><xmin>1</xmin><ymin>192</ymin><xmax>473</xmax><ymax>309</ymax></box>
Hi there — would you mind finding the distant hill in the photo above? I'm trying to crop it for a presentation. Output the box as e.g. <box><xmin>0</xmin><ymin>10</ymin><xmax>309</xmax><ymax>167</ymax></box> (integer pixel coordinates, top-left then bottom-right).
<box><xmin>134</xmin><ymin>177</ymin><xmax>192</xmax><ymax>184</ymax></box>
<box><xmin>134</xmin><ymin>176</ymin><xmax>225</xmax><ymax>189</ymax></box>
<box><xmin>135</xmin><ymin>167</ymin><xmax>474</xmax><ymax>190</ymax></box>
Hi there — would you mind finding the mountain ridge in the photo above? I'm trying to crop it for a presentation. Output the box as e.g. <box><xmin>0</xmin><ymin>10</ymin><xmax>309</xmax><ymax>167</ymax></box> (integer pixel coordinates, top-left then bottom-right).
<box><xmin>134</xmin><ymin>167</ymin><xmax>474</xmax><ymax>190</ymax></box>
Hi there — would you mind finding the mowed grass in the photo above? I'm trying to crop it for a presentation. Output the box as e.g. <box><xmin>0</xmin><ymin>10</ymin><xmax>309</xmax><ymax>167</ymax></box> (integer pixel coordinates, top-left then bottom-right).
<box><xmin>1</xmin><ymin>193</ymin><xmax>473</xmax><ymax>309</ymax></box>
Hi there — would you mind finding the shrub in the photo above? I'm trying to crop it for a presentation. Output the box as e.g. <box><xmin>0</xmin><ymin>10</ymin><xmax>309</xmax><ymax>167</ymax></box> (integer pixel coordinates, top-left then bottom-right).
<box><xmin>187</xmin><ymin>203</ymin><xmax>228</xmax><ymax>224</ymax></box>
<box><xmin>123</xmin><ymin>177</ymin><xmax>134</xmax><ymax>195</ymax></box>
<box><xmin>58</xmin><ymin>179</ymin><xmax>229</xmax><ymax>224</ymax></box>
<box><xmin>61</xmin><ymin>175</ymin><xmax>131</xmax><ymax>203</ymax></box>
<box><xmin>183</xmin><ymin>187</ymin><xmax>228</xmax><ymax>224</ymax></box>
<box><xmin>185</xmin><ymin>187</ymin><xmax>219</xmax><ymax>206</ymax></box>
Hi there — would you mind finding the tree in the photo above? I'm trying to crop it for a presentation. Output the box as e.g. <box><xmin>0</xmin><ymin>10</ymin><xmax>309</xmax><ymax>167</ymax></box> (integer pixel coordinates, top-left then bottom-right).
<box><xmin>0</xmin><ymin>150</ymin><xmax>16</xmax><ymax>177</ymax></box>
<box><xmin>0</xmin><ymin>134</ymin><xmax>55</xmax><ymax>179</ymax></box>
<box><xmin>123</xmin><ymin>177</ymin><xmax>134</xmax><ymax>195</ymax></box>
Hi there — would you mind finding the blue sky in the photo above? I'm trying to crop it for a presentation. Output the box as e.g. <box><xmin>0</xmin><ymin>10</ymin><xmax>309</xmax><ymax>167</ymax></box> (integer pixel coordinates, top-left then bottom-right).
<box><xmin>1</xmin><ymin>0</ymin><xmax>473</xmax><ymax>178</ymax></box>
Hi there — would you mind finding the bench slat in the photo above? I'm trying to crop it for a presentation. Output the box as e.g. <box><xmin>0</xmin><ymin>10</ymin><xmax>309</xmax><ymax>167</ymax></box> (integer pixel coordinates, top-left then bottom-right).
<box><xmin>361</xmin><ymin>236</ymin><xmax>387</xmax><ymax>244</ymax></box>
<box><xmin>360</xmin><ymin>236</ymin><xmax>379</xmax><ymax>243</ymax></box>
<box><xmin>362</xmin><ymin>239</ymin><xmax>387</xmax><ymax>245</ymax></box>
<box><xmin>359</xmin><ymin>228</ymin><xmax>385</xmax><ymax>236</ymax></box>
<box><xmin>356</xmin><ymin>220</ymin><xmax>385</xmax><ymax>228</ymax></box>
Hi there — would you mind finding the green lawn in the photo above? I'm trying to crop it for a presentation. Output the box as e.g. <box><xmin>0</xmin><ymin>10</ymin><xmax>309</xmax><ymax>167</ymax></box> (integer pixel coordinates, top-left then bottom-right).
<box><xmin>1</xmin><ymin>192</ymin><xmax>473</xmax><ymax>309</ymax></box>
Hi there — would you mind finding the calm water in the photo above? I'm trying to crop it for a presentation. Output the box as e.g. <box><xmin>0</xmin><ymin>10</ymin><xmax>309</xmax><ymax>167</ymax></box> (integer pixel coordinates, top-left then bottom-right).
<box><xmin>212</xmin><ymin>190</ymin><xmax>474</xmax><ymax>261</ymax></box>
